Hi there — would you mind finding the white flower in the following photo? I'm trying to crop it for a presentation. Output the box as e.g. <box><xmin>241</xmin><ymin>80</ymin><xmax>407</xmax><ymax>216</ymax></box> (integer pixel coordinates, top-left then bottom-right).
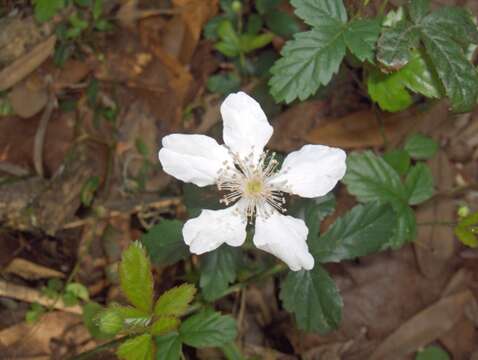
<box><xmin>158</xmin><ymin>92</ymin><xmax>346</xmax><ymax>271</ymax></box>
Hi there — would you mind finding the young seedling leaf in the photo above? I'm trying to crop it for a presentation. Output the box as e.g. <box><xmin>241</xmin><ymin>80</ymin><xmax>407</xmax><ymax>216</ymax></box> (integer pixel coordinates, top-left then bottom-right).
<box><xmin>404</xmin><ymin>133</ymin><xmax>439</xmax><ymax>160</ymax></box>
<box><xmin>151</xmin><ymin>317</ymin><xmax>180</xmax><ymax>336</ymax></box>
<box><xmin>119</xmin><ymin>243</ymin><xmax>154</xmax><ymax>313</ymax></box>
<box><xmin>179</xmin><ymin>310</ymin><xmax>237</xmax><ymax>348</ymax></box>
<box><xmin>117</xmin><ymin>334</ymin><xmax>153</xmax><ymax>360</ymax></box>
<box><xmin>280</xmin><ymin>265</ymin><xmax>342</xmax><ymax>333</ymax></box>
<box><xmin>154</xmin><ymin>284</ymin><xmax>196</xmax><ymax>317</ymax></box>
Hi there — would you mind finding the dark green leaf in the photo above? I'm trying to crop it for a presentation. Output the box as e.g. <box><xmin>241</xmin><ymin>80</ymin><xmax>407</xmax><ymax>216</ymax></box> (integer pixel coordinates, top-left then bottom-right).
<box><xmin>207</xmin><ymin>73</ymin><xmax>241</xmax><ymax>95</ymax></box>
<box><xmin>155</xmin><ymin>332</ymin><xmax>182</xmax><ymax>360</ymax></box>
<box><xmin>221</xmin><ymin>342</ymin><xmax>246</xmax><ymax>360</ymax></box>
<box><xmin>269</xmin><ymin>28</ymin><xmax>346</xmax><ymax>103</ymax></box>
<box><xmin>280</xmin><ymin>264</ymin><xmax>342</xmax><ymax>333</ymax></box>
<box><xmin>264</xmin><ymin>10</ymin><xmax>300</xmax><ymax>38</ymax></box>
<box><xmin>404</xmin><ymin>133</ymin><xmax>439</xmax><ymax>160</ymax></box>
<box><xmin>216</xmin><ymin>20</ymin><xmax>241</xmax><ymax>57</ymax></box>
<box><xmin>154</xmin><ymin>284</ymin><xmax>196</xmax><ymax>317</ymax></box>
<box><xmin>405</xmin><ymin>163</ymin><xmax>434</xmax><ymax>205</ymax></box>
<box><xmin>119</xmin><ymin>243</ymin><xmax>153</xmax><ymax>313</ymax></box>
<box><xmin>383</xmin><ymin>149</ymin><xmax>411</xmax><ymax>176</ymax></box>
<box><xmin>415</xmin><ymin>345</ymin><xmax>450</xmax><ymax>360</ymax></box>
<box><xmin>390</xmin><ymin>202</ymin><xmax>416</xmax><ymax>248</ymax></box>
<box><xmin>117</xmin><ymin>334</ymin><xmax>153</xmax><ymax>360</ymax></box>
<box><xmin>312</xmin><ymin>202</ymin><xmax>396</xmax><ymax>263</ymax></box>
<box><xmin>256</xmin><ymin>0</ymin><xmax>282</xmax><ymax>14</ymax></box>
<box><xmin>204</xmin><ymin>15</ymin><xmax>227</xmax><ymax>40</ymax></box>
<box><xmin>344</xmin><ymin>19</ymin><xmax>381</xmax><ymax>63</ymax></box>
<box><xmin>377</xmin><ymin>20</ymin><xmax>420</xmax><ymax>70</ymax></box>
<box><xmin>408</xmin><ymin>0</ymin><xmax>430</xmax><ymax>22</ymax></box>
<box><xmin>34</xmin><ymin>0</ymin><xmax>64</xmax><ymax>22</ymax></box>
<box><xmin>342</xmin><ymin>151</ymin><xmax>407</xmax><ymax>203</ymax></box>
<box><xmin>183</xmin><ymin>184</ymin><xmax>222</xmax><ymax>217</ymax></box>
<box><xmin>291</xmin><ymin>0</ymin><xmax>347</xmax><ymax>28</ymax></box>
<box><xmin>246</xmin><ymin>14</ymin><xmax>263</xmax><ymax>35</ymax></box>
<box><xmin>179</xmin><ymin>310</ymin><xmax>237</xmax><ymax>348</ymax></box>
<box><xmin>141</xmin><ymin>220</ymin><xmax>189</xmax><ymax>266</ymax></box>
<box><xmin>200</xmin><ymin>245</ymin><xmax>240</xmax><ymax>301</ymax></box>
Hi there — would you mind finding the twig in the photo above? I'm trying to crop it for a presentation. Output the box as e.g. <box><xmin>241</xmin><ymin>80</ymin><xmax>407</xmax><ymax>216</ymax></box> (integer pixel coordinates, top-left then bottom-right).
<box><xmin>0</xmin><ymin>161</ymin><xmax>29</xmax><ymax>176</ymax></box>
<box><xmin>33</xmin><ymin>94</ymin><xmax>56</xmax><ymax>177</ymax></box>
<box><xmin>0</xmin><ymin>279</ymin><xmax>82</xmax><ymax>314</ymax></box>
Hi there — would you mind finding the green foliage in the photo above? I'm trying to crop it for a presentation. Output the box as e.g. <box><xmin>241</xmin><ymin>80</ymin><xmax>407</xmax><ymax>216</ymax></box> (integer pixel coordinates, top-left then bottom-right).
<box><xmin>404</xmin><ymin>133</ymin><xmax>439</xmax><ymax>160</ymax></box>
<box><xmin>280</xmin><ymin>265</ymin><xmax>342</xmax><ymax>333</ymax></box>
<box><xmin>264</xmin><ymin>10</ymin><xmax>300</xmax><ymax>38</ymax></box>
<box><xmin>312</xmin><ymin>202</ymin><xmax>397</xmax><ymax>263</ymax></box>
<box><xmin>154</xmin><ymin>284</ymin><xmax>196</xmax><ymax>317</ymax></box>
<box><xmin>454</xmin><ymin>211</ymin><xmax>478</xmax><ymax>247</ymax></box>
<box><xmin>26</xmin><ymin>303</ymin><xmax>45</xmax><ymax>324</ymax></box>
<box><xmin>97</xmin><ymin>308</ymin><xmax>124</xmax><ymax>335</ymax></box>
<box><xmin>119</xmin><ymin>242</ymin><xmax>154</xmax><ymax>313</ymax></box>
<box><xmin>270</xmin><ymin>0</ymin><xmax>380</xmax><ymax>103</ymax></box>
<box><xmin>415</xmin><ymin>345</ymin><xmax>450</xmax><ymax>360</ymax></box>
<box><xmin>33</xmin><ymin>0</ymin><xmax>64</xmax><ymax>22</ymax></box>
<box><xmin>200</xmin><ymin>245</ymin><xmax>240</xmax><ymax>301</ymax></box>
<box><xmin>151</xmin><ymin>317</ymin><xmax>180</xmax><ymax>336</ymax></box>
<box><xmin>141</xmin><ymin>220</ymin><xmax>189</xmax><ymax>266</ymax></box>
<box><xmin>383</xmin><ymin>149</ymin><xmax>411</xmax><ymax>176</ymax></box>
<box><xmin>405</xmin><ymin>164</ymin><xmax>434</xmax><ymax>205</ymax></box>
<box><xmin>117</xmin><ymin>334</ymin><xmax>153</xmax><ymax>360</ymax></box>
<box><xmin>155</xmin><ymin>333</ymin><xmax>182</xmax><ymax>360</ymax></box>
<box><xmin>207</xmin><ymin>73</ymin><xmax>241</xmax><ymax>95</ymax></box>
<box><xmin>179</xmin><ymin>310</ymin><xmax>238</xmax><ymax>348</ymax></box>
<box><xmin>83</xmin><ymin>302</ymin><xmax>116</xmax><ymax>340</ymax></box>
<box><xmin>376</xmin><ymin>0</ymin><xmax>478</xmax><ymax>112</ymax></box>
<box><xmin>80</xmin><ymin>176</ymin><xmax>100</xmax><ymax>207</ymax></box>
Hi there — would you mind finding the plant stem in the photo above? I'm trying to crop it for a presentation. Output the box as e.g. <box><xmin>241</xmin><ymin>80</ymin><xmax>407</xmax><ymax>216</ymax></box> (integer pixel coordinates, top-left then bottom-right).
<box><xmin>417</xmin><ymin>220</ymin><xmax>456</xmax><ymax>227</ymax></box>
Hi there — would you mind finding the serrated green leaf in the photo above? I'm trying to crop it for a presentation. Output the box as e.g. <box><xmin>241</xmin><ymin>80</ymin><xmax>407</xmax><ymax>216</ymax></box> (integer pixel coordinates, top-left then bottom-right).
<box><xmin>367</xmin><ymin>67</ymin><xmax>414</xmax><ymax>112</ymax></box>
<box><xmin>34</xmin><ymin>0</ymin><xmax>64</xmax><ymax>22</ymax></box>
<box><xmin>154</xmin><ymin>284</ymin><xmax>196</xmax><ymax>317</ymax></box>
<box><xmin>151</xmin><ymin>317</ymin><xmax>180</xmax><ymax>336</ymax></box>
<box><xmin>280</xmin><ymin>264</ymin><xmax>342</xmax><ymax>333</ymax></box>
<box><xmin>83</xmin><ymin>302</ymin><xmax>116</xmax><ymax>340</ymax></box>
<box><xmin>264</xmin><ymin>10</ymin><xmax>300</xmax><ymax>38</ymax></box>
<box><xmin>342</xmin><ymin>151</ymin><xmax>407</xmax><ymax>203</ymax></box>
<box><xmin>377</xmin><ymin>20</ymin><xmax>420</xmax><ymax>70</ymax></box>
<box><xmin>179</xmin><ymin>310</ymin><xmax>237</xmax><ymax>348</ymax></box>
<box><xmin>112</xmin><ymin>305</ymin><xmax>151</xmax><ymax>328</ymax></box>
<box><xmin>155</xmin><ymin>332</ymin><xmax>182</xmax><ymax>360</ymax></box>
<box><xmin>404</xmin><ymin>133</ymin><xmax>439</xmax><ymax>160</ymax></box>
<box><xmin>408</xmin><ymin>0</ymin><xmax>430</xmax><ymax>23</ymax></box>
<box><xmin>97</xmin><ymin>308</ymin><xmax>124</xmax><ymax>335</ymax></box>
<box><xmin>383</xmin><ymin>149</ymin><xmax>411</xmax><ymax>176</ymax></box>
<box><xmin>117</xmin><ymin>334</ymin><xmax>153</xmax><ymax>360</ymax></box>
<box><xmin>119</xmin><ymin>243</ymin><xmax>153</xmax><ymax>313</ymax></box>
<box><xmin>141</xmin><ymin>220</ymin><xmax>189</xmax><ymax>266</ymax></box>
<box><xmin>390</xmin><ymin>202</ymin><xmax>416</xmax><ymax>248</ymax></box>
<box><xmin>269</xmin><ymin>28</ymin><xmax>346</xmax><ymax>103</ymax></box>
<box><xmin>415</xmin><ymin>345</ymin><xmax>450</xmax><ymax>360</ymax></box>
<box><xmin>454</xmin><ymin>211</ymin><xmax>478</xmax><ymax>248</ymax></box>
<box><xmin>405</xmin><ymin>163</ymin><xmax>434</xmax><ymax>205</ymax></box>
<box><xmin>200</xmin><ymin>245</ymin><xmax>240</xmax><ymax>301</ymax></box>
<box><xmin>344</xmin><ymin>19</ymin><xmax>381</xmax><ymax>63</ymax></box>
<box><xmin>291</xmin><ymin>0</ymin><xmax>347</xmax><ymax>28</ymax></box>
<box><xmin>312</xmin><ymin>202</ymin><xmax>396</xmax><ymax>263</ymax></box>
<box><xmin>420</xmin><ymin>27</ymin><xmax>478</xmax><ymax>112</ymax></box>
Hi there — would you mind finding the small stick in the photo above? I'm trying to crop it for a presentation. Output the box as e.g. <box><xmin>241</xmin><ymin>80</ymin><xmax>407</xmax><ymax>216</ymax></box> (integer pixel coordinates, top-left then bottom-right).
<box><xmin>33</xmin><ymin>94</ymin><xmax>56</xmax><ymax>177</ymax></box>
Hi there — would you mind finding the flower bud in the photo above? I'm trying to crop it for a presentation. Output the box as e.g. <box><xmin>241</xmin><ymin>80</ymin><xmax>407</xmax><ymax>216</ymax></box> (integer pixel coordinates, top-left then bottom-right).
<box><xmin>98</xmin><ymin>309</ymin><xmax>123</xmax><ymax>335</ymax></box>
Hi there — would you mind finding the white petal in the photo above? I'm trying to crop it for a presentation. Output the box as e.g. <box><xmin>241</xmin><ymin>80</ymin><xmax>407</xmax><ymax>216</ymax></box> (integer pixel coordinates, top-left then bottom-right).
<box><xmin>221</xmin><ymin>92</ymin><xmax>273</xmax><ymax>161</ymax></box>
<box><xmin>269</xmin><ymin>144</ymin><xmax>346</xmax><ymax>198</ymax></box>
<box><xmin>158</xmin><ymin>134</ymin><xmax>233</xmax><ymax>187</ymax></box>
<box><xmin>182</xmin><ymin>202</ymin><xmax>247</xmax><ymax>255</ymax></box>
<box><xmin>253</xmin><ymin>209</ymin><xmax>314</xmax><ymax>271</ymax></box>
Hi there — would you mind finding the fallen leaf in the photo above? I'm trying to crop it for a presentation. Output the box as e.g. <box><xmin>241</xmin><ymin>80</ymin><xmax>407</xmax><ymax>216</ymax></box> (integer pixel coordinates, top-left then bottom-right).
<box><xmin>8</xmin><ymin>76</ymin><xmax>48</xmax><ymax>118</ymax></box>
<box><xmin>370</xmin><ymin>290</ymin><xmax>474</xmax><ymax>359</ymax></box>
<box><xmin>4</xmin><ymin>258</ymin><xmax>64</xmax><ymax>280</ymax></box>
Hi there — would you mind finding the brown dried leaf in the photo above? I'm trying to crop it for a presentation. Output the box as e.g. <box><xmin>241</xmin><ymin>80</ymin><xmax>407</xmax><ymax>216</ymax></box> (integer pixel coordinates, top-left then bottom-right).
<box><xmin>8</xmin><ymin>77</ymin><xmax>48</xmax><ymax>118</ymax></box>
<box><xmin>4</xmin><ymin>258</ymin><xmax>64</xmax><ymax>280</ymax></box>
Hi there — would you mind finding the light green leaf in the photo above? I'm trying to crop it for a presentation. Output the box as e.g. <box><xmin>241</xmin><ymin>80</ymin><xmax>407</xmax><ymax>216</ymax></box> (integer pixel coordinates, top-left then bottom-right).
<box><xmin>454</xmin><ymin>211</ymin><xmax>478</xmax><ymax>248</ymax></box>
<box><xmin>240</xmin><ymin>33</ymin><xmax>274</xmax><ymax>53</ymax></box>
<box><xmin>216</xmin><ymin>20</ymin><xmax>241</xmax><ymax>57</ymax></box>
<box><xmin>415</xmin><ymin>345</ymin><xmax>450</xmax><ymax>360</ymax></box>
<box><xmin>154</xmin><ymin>284</ymin><xmax>196</xmax><ymax>317</ymax></box>
<box><xmin>200</xmin><ymin>245</ymin><xmax>240</xmax><ymax>301</ymax></box>
<box><xmin>82</xmin><ymin>302</ymin><xmax>115</xmax><ymax>340</ymax></box>
<box><xmin>291</xmin><ymin>0</ymin><xmax>347</xmax><ymax>28</ymax></box>
<box><xmin>34</xmin><ymin>0</ymin><xmax>64</xmax><ymax>22</ymax></box>
<box><xmin>112</xmin><ymin>305</ymin><xmax>151</xmax><ymax>328</ymax></box>
<box><xmin>117</xmin><ymin>334</ymin><xmax>153</xmax><ymax>360</ymax></box>
<box><xmin>280</xmin><ymin>264</ymin><xmax>342</xmax><ymax>333</ymax></box>
<box><xmin>119</xmin><ymin>243</ymin><xmax>153</xmax><ymax>313</ymax></box>
<box><xmin>383</xmin><ymin>149</ymin><xmax>411</xmax><ymax>176</ymax></box>
<box><xmin>344</xmin><ymin>19</ymin><xmax>381</xmax><ymax>63</ymax></box>
<box><xmin>141</xmin><ymin>220</ymin><xmax>189</xmax><ymax>266</ymax></box>
<box><xmin>179</xmin><ymin>310</ymin><xmax>237</xmax><ymax>348</ymax></box>
<box><xmin>405</xmin><ymin>163</ymin><xmax>434</xmax><ymax>205</ymax></box>
<box><xmin>269</xmin><ymin>28</ymin><xmax>346</xmax><ymax>103</ymax></box>
<box><xmin>377</xmin><ymin>20</ymin><xmax>420</xmax><ymax>70</ymax></box>
<box><xmin>151</xmin><ymin>317</ymin><xmax>180</xmax><ymax>336</ymax></box>
<box><xmin>404</xmin><ymin>133</ymin><xmax>439</xmax><ymax>160</ymax></box>
<box><xmin>65</xmin><ymin>282</ymin><xmax>89</xmax><ymax>301</ymax></box>
<box><xmin>312</xmin><ymin>202</ymin><xmax>396</xmax><ymax>263</ymax></box>
<box><xmin>367</xmin><ymin>67</ymin><xmax>414</xmax><ymax>112</ymax></box>
<box><xmin>97</xmin><ymin>308</ymin><xmax>124</xmax><ymax>335</ymax></box>
<box><xmin>342</xmin><ymin>151</ymin><xmax>407</xmax><ymax>203</ymax></box>
<box><xmin>155</xmin><ymin>332</ymin><xmax>182</xmax><ymax>360</ymax></box>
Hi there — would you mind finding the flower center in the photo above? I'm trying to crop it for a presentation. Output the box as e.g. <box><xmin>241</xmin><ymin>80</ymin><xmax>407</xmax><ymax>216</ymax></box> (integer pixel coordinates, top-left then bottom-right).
<box><xmin>216</xmin><ymin>149</ymin><xmax>287</xmax><ymax>221</ymax></box>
